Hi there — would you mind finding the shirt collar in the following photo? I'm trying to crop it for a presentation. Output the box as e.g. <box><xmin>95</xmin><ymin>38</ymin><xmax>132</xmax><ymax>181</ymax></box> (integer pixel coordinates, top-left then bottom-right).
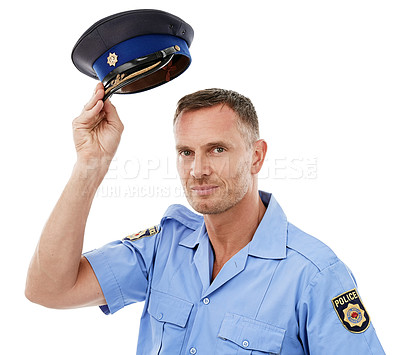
<box><xmin>248</xmin><ymin>191</ymin><xmax>287</xmax><ymax>259</ymax></box>
<box><xmin>179</xmin><ymin>191</ymin><xmax>288</xmax><ymax>260</ymax></box>
<box><xmin>179</xmin><ymin>221</ymin><xmax>207</xmax><ymax>248</ymax></box>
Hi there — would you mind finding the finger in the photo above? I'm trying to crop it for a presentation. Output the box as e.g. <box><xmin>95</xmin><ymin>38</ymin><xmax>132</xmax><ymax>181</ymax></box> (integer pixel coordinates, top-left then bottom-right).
<box><xmin>103</xmin><ymin>99</ymin><xmax>116</xmax><ymax>115</ymax></box>
<box><xmin>83</xmin><ymin>83</ymin><xmax>104</xmax><ymax>112</ymax></box>
<box><xmin>103</xmin><ymin>99</ymin><xmax>124</xmax><ymax>132</ymax></box>
<box><xmin>75</xmin><ymin>99</ymin><xmax>104</xmax><ymax>129</ymax></box>
<box><xmin>90</xmin><ymin>99</ymin><xmax>104</xmax><ymax>116</ymax></box>
<box><xmin>93</xmin><ymin>82</ymin><xmax>103</xmax><ymax>93</ymax></box>
<box><xmin>86</xmin><ymin>100</ymin><xmax>104</xmax><ymax>125</ymax></box>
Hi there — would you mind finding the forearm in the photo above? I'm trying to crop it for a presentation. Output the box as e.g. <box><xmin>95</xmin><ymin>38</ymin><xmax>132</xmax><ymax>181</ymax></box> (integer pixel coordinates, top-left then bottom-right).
<box><xmin>26</xmin><ymin>161</ymin><xmax>107</xmax><ymax>302</ymax></box>
<box><xmin>26</xmin><ymin>84</ymin><xmax>123</xmax><ymax>307</ymax></box>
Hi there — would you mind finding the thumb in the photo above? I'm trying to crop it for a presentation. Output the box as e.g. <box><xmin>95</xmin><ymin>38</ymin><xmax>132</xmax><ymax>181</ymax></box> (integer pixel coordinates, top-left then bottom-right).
<box><xmin>103</xmin><ymin>99</ymin><xmax>124</xmax><ymax>132</ymax></box>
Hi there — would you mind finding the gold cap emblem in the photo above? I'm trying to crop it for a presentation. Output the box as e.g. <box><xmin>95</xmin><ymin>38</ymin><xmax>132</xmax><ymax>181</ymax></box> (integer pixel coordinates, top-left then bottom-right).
<box><xmin>107</xmin><ymin>52</ymin><xmax>118</xmax><ymax>67</ymax></box>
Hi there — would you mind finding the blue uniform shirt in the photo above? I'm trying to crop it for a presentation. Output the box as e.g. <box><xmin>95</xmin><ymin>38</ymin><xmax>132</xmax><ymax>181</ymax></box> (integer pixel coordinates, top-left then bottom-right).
<box><xmin>84</xmin><ymin>191</ymin><xmax>385</xmax><ymax>354</ymax></box>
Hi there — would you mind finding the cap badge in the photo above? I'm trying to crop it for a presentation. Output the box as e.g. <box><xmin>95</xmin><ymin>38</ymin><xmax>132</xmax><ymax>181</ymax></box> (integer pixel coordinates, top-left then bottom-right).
<box><xmin>107</xmin><ymin>52</ymin><xmax>118</xmax><ymax>67</ymax></box>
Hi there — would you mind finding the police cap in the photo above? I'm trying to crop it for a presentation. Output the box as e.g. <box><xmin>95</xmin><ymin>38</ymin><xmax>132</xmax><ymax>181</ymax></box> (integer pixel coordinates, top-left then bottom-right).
<box><xmin>71</xmin><ymin>9</ymin><xmax>194</xmax><ymax>100</ymax></box>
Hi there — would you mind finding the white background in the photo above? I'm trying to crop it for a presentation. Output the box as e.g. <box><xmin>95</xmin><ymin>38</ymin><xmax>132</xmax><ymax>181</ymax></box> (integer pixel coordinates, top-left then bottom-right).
<box><xmin>1</xmin><ymin>0</ymin><xmax>398</xmax><ymax>353</ymax></box>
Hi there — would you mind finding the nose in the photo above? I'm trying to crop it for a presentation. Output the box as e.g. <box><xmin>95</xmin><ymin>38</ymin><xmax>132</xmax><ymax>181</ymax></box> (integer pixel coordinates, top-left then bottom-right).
<box><xmin>190</xmin><ymin>153</ymin><xmax>211</xmax><ymax>179</ymax></box>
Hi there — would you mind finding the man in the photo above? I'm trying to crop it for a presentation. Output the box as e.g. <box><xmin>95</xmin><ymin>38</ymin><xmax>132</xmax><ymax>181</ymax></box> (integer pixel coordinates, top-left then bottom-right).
<box><xmin>25</xmin><ymin>83</ymin><xmax>385</xmax><ymax>354</ymax></box>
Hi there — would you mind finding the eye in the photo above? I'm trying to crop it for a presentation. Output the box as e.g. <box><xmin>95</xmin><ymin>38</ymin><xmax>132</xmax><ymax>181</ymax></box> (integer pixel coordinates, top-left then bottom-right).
<box><xmin>213</xmin><ymin>147</ymin><xmax>225</xmax><ymax>154</ymax></box>
<box><xmin>180</xmin><ymin>150</ymin><xmax>192</xmax><ymax>157</ymax></box>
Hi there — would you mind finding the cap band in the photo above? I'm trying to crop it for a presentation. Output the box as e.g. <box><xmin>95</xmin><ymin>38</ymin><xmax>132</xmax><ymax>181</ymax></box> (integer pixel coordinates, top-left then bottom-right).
<box><xmin>93</xmin><ymin>34</ymin><xmax>190</xmax><ymax>81</ymax></box>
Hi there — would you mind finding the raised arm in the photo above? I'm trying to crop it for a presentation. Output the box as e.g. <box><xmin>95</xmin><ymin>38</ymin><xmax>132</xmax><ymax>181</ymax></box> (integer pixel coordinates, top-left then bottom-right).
<box><xmin>25</xmin><ymin>83</ymin><xmax>124</xmax><ymax>309</ymax></box>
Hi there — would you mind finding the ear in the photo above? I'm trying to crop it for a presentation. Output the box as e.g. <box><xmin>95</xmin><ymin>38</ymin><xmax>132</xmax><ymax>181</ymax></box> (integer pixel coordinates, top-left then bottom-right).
<box><xmin>251</xmin><ymin>139</ymin><xmax>267</xmax><ymax>174</ymax></box>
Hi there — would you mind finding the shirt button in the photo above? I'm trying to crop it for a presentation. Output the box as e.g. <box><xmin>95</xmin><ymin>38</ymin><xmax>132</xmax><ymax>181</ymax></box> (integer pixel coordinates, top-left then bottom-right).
<box><xmin>157</xmin><ymin>313</ymin><xmax>163</xmax><ymax>320</ymax></box>
<box><xmin>202</xmin><ymin>297</ymin><xmax>210</xmax><ymax>305</ymax></box>
<box><xmin>189</xmin><ymin>347</ymin><xmax>197</xmax><ymax>354</ymax></box>
<box><xmin>242</xmin><ymin>340</ymin><xmax>249</xmax><ymax>348</ymax></box>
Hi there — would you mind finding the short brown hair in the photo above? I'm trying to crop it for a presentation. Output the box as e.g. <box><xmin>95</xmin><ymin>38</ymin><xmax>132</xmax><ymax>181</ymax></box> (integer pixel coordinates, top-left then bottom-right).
<box><xmin>173</xmin><ymin>88</ymin><xmax>259</xmax><ymax>145</ymax></box>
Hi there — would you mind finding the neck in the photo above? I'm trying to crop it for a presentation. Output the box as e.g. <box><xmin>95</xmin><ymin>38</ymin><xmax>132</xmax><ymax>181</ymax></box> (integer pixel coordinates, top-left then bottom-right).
<box><xmin>204</xmin><ymin>187</ymin><xmax>266</xmax><ymax>280</ymax></box>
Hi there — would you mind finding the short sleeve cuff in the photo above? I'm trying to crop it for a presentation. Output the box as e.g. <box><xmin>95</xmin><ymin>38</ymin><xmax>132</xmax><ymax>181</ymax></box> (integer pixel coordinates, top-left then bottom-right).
<box><xmin>84</xmin><ymin>249</ymin><xmax>125</xmax><ymax>315</ymax></box>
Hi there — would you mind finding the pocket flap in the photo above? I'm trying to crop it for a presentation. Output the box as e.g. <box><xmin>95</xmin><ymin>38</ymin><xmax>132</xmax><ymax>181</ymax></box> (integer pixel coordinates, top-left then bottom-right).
<box><xmin>148</xmin><ymin>289</ymin><xmax>193</xmax><ymax>328</ymax></box>
<box><xmin>218</xmin><ymin>313</ymin><xmax>285</xmax><ymax>353</ymax></box>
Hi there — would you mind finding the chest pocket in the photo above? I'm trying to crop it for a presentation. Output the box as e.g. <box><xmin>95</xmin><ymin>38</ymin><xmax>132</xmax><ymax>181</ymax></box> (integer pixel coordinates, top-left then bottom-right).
<box><xmin>217</xmin><ymin>313</ymin><xmax>286</xmax><ymax>355</ymax></box>
<box><xmin>147</xmin><ymin>288</ymin><xmax>193</xmax><ymax>354</ymax></box>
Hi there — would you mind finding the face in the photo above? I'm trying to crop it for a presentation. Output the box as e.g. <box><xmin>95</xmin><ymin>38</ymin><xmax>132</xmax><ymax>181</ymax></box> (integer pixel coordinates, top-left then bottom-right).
<box><xmin>174</xmin><ymin>104</ymin><xmax>254</xmax><ymax>215</ymax></box>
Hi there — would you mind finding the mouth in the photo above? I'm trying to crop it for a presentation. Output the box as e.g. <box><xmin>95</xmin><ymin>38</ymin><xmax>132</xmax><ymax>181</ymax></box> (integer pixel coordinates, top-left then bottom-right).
<box><xmin>190</xmin><ymin>185</ymin><xmax>219</xmax><ymax>196</ymax></box>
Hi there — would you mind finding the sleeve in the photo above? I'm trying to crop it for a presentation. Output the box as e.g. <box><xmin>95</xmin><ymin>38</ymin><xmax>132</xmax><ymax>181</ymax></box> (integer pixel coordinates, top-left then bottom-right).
<box><xmin>298</xmin><ymin>260</ymin><xmax>385</xmax><ymax>354</ymax></box>
<box><xmin>83</xmin><ymin>225</ymin><xmax>161</xmax><ymax>315</ymax></box>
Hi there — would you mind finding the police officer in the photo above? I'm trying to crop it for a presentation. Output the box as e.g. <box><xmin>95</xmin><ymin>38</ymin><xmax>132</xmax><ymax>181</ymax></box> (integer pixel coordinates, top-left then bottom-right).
<box><xmin>26</xmin><ymin>8</ymin><xmax>385</xmax><ymax>355</ymax></box>
<box><xmin>25</xmin><ymin>82</ymin><xmax>385</xmax><ymax>353</ymax></box>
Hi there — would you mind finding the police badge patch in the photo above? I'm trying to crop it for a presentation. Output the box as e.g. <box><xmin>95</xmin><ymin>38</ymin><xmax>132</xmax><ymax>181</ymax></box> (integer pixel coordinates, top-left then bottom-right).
<box><xmin>331</xmin><ymin>288</ymin><xmax>370</xmax><ymax>333</ymax></box>
<box><xmin>124</xmin><ymin>225</ymin><xmax>160</xmax><ymax>242</ymax></box>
